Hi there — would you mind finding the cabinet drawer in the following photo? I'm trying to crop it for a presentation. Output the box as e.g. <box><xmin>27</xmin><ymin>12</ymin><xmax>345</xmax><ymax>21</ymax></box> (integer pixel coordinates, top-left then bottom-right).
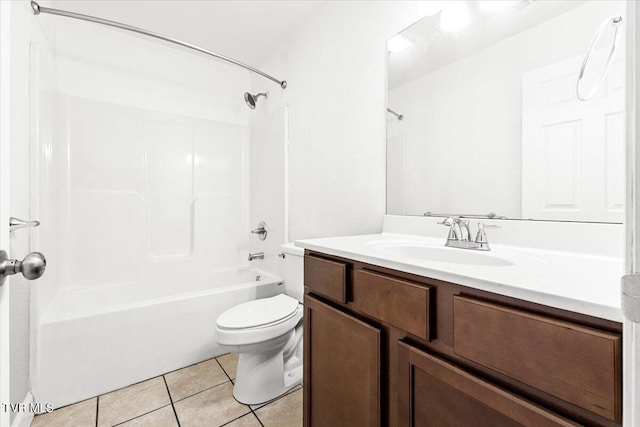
<box><xmin>304</xmin><ymin>255</ymin><xmax>348</xmax><ymax>303</ymax></box>
<box><xmin>453</xmin><ymin>296</ymin><xmax>621</xmax><ymax>423</ymax></box>
<box><xmin>397</xmin><ymin>341</ymin><xmax>577</xmax><ymax>427</ymax></box>
<box><xmin>352</xmin><ymin>269</ymin><xmax>432</xmax><ymax>341</ymax></box>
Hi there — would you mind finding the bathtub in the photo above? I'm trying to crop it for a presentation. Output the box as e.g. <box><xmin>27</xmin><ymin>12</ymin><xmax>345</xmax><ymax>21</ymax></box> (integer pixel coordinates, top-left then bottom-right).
<box><xmin>31</xmin><ymin>267</ymin><xmax>284</xmax><ymax>409</ymax></box>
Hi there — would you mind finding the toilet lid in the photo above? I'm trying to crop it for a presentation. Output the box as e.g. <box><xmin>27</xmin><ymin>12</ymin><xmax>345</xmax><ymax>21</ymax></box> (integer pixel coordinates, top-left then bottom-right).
<box><xmin>217</xmin><ymin>294</ymin><xmax>299</xmax><ymax>330</ymax></box>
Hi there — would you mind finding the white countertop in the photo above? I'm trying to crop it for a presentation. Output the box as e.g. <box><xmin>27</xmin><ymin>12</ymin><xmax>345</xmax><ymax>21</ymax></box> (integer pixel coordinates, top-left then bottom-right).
<box><xmin>295</xmin><ymin>232</ymin><xmax>624</xmax><ymax>322</ymax></box>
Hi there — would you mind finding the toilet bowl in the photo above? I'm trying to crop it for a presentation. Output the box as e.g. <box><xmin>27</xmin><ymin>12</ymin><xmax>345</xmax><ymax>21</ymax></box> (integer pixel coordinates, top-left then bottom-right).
<box><xmin>215</xmin><ymin>243</ymin><xmax>304</xmax><ymax>404</ymax></box>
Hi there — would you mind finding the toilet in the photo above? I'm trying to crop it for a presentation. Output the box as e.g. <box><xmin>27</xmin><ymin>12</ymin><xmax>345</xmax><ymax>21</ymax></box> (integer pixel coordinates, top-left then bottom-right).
<box><xmin>215</xmin><ymin>243</ymin><xmax>304</xmax><ymax>404</ymax></box>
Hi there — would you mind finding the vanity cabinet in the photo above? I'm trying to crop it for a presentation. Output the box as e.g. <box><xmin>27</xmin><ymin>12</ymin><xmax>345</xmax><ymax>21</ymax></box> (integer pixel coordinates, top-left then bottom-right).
<box><xmin>303</xmin><ymin>251</ymin><xmax>623</xmax><ymax>427</ymax></box>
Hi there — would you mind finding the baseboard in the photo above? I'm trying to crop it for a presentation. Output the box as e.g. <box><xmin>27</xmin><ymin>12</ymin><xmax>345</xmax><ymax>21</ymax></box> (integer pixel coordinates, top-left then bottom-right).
<box><xmin>10</xmin><ymin>392</ymin><xmax>34</xmax><ymax>427</ymax></box>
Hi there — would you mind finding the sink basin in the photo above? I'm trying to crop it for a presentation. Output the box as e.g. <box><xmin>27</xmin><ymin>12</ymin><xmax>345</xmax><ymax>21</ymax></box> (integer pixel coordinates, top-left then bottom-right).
<box><xmin>372</xmin><ymin>243</ymin><xmax>514</xmax><ymax>266</ymax></box>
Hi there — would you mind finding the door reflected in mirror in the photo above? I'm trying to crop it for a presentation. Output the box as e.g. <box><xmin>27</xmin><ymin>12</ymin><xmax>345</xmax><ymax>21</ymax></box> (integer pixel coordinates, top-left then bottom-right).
<box><xmin>386</xmin><ymin>0</ymin><xmax>626</xmax><ymax>223</ymax></box>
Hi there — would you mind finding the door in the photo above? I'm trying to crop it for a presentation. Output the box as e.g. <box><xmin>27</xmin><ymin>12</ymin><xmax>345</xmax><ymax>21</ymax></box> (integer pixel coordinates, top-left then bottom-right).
<box><xmin>522</xmin><ymin>54</ymin><xmax>625</xmax><ymax>222</ymax></box>
<box><xmin>303</xmin><ymin>295</ymin><xmax>381</xmax><ymax>427</ymax></box>
<box><xmin>0</xmin><ymin>1</ymin><xmax>11</xmax><ymax>426</ymax></box>
<box><xmin>624</xmin><ymin>2</ymin><xmax>640</xmax><ymax>426</ymax></box>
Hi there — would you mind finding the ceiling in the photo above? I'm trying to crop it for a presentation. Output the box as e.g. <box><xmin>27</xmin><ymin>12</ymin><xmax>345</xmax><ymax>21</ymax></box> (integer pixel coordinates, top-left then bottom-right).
<box><xmin>388</xmin><ymin>0</ymin><xmax>588</xmax><ymax>89</ymax></box>
<box><xmin>48</xmin><ymin>0</ymin><xmax>325</xmax><ymax>66</ymax></box>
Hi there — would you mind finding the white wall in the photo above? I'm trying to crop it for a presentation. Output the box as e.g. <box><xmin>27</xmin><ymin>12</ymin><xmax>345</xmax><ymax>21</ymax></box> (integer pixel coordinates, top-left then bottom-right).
<box><xmin>254</xmin><ymin>2</ymin><xmax>437</xmax><ymax>241</ymax></box>
<box><xmin>388</xmin><ymin>1</ymin><xmax>625</xmax><ymax>218</ymax></box>
<box><xmin>248</xmin><ymin>104</ymin><xmax>287</xmax><ymax>277</ymax></box>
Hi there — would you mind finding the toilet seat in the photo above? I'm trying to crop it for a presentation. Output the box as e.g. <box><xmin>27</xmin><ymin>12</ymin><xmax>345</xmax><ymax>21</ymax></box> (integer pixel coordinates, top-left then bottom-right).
<box><xmin>216</xmin><ymin>294</ymin><xmax>303</xmax><ymax>346</ymax></box>
<box><xmin>217</xmin><ymin>294</ymin><xmax>299</xmax><ymax>330</ymax></box>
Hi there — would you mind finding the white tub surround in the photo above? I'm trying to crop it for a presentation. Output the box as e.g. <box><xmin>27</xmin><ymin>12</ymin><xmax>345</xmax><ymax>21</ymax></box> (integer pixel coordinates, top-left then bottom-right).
<box><xmin>33</xmin><ymin>268</ymin><xmax>283</xmax><ymax>410</ymax></box>
<box><xmin>295</xmin><ymin>215</ymin><xmax>624</xmax><ymax>322</ymax></box>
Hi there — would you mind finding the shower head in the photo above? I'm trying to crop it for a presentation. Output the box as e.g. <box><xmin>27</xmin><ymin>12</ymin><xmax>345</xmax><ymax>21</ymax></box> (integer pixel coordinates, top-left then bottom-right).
<box><xmin>244</xmin><ymin>92</ymin><xmax>267</xmax><ymax>109</ymax></box>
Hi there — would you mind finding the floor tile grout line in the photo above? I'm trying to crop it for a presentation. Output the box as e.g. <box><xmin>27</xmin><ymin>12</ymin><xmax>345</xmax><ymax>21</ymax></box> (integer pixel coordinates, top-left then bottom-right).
<box><xmin>253</xmin><ymin>411</ymin><xmax>265</xmax><ymax>427</ymax></box>
<box><xmin>219</xmin><ymin>410</ymin><xmax>259</xmax><ymax>427</ymax></box>
<box><xmin>163</xmin><ymin>375</ymin><xmax>182</xmax><ymax>427</ymax></box>
<box><xmin>163</xmin><ymin>374</ymin><xmax>175</xmax><ymax>402</ymax></box>
<box><xmin>215</xmin><ymin>356</ymin><xmax>234</xmax><ymax>382</ymax></box>
<box><xmin>170</xmin><ymin>379</ymin><xmax>232</xmax><ymax>405</ymax></box>
<box><xmin>249</xmin><ymin>384</ymin><xmax>302</xmax><ymax>426</ymax></box>
<box><xmin>250</xmin><ymin>384</ymin><xmax>302</xmax><ymax>411</ymax></box>
<box><xmin>34</xmin><ymin>396</ymin><xmax>99</xmax><ymax>418</ymax></box>
<box><xmin>111</xmin><ymin>404</ymin><xmax>174</xmax><ymax>427</ymax></box>
<box><xmin>249</xmin><ymin>407</ymin><xmax>265</xmax><ymax>427</ymax></box>
<box><xmin>162</xmin><ymin>354</ymin><xmax>224</xmax><ymax>377</ymax></box>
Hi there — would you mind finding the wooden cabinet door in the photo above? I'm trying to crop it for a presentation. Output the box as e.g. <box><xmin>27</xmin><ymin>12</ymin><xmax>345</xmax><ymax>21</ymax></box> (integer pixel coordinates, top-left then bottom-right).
<box><xmin>304</xmin><ymin>295</ymin><xmax>381</xmax><ymax>427</ymax></box>
<box><xmin>397</xmin><ymin>341</ymin><xmax>578</xmax><ymax>427</ymax></box>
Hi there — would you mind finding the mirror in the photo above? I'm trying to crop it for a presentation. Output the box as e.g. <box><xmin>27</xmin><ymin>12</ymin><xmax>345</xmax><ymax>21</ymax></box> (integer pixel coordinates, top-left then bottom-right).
<box><xmin>386</xmin><ymin>0</ymin><xmax>626</xmax><ymax>223</ymax></box>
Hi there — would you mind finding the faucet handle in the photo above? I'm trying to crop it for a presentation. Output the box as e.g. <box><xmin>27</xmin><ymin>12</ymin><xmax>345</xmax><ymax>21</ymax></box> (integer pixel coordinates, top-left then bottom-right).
<box><xmin>482</xmin><ymin>223</ymin><xmax>501</xmax><ymax>230</ymax></box>
<box><xmin>475</xmin><ymin>222</ymin><xmax>500</xmax><ymax>244</ymax></box>
<box><xmin>251</xmin><ymin>221</ymin><xmax>268</xmax><ymax>240</ymax></box>
<box><xmin>437</xmin><ymin>217</ymin><xmax>455</xmax><ymax>226</ymax></box>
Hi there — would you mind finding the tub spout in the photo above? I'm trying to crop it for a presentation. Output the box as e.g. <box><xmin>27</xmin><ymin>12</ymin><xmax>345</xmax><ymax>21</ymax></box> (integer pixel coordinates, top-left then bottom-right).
<box><xmin>248</xmin><ymin>252</ymin><xmax>264</xmax><ymax>261</ymax></box>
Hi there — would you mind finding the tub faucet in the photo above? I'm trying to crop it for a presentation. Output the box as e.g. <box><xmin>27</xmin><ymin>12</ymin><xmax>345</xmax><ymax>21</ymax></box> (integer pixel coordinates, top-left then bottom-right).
<box><xmin>248</xmin><ymin>252</ymin><xmax>264</xmax><ymax>261</ymax></box>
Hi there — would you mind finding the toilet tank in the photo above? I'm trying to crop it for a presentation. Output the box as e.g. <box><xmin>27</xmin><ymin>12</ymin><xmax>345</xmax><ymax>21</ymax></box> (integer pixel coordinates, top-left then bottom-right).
<box><xmin>280</xmin><ymin>243</ymin><xmax>304</xmax><ymax>303</ymax></box>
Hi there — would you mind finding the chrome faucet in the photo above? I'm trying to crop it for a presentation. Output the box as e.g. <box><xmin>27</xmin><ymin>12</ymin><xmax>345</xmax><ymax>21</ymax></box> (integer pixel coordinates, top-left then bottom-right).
<box><xmin>248</xmin><ymin>252</ymin><xmax>264</xmax><ymax>261</ymax></box>
<box><xmin>439</xmin><ymin>217</ymin><xmax>500</xmax><ymax>251</ymax></box>
<box><xmin>439</xmin><ymin>217</ymin><xmax>471</xmax><ymax>242</ymax></box>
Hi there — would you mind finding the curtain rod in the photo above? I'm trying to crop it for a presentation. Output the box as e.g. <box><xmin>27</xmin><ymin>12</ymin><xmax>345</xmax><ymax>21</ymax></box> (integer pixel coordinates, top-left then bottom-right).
<box><xmin>30</xmin><ymin>1</ymin><xmax>287</xmax><ymax>89</ymax></box>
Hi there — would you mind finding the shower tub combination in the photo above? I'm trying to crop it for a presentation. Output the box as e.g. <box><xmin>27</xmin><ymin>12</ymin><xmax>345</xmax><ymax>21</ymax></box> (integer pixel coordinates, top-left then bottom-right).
<box><xmin>34</xmin><ymin>268</ymin><xmax>283</xmax><ymax>409</ymax></box>
<box><xmin>29</xmin><ymin>1</ymin><xmax>289</xmax><ymax>410</ymax></box>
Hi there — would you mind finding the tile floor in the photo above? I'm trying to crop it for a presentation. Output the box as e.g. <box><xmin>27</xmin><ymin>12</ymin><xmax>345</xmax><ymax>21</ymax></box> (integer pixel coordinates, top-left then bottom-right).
<box><xmin>31</xmin><ymin>353</ymin><xmax>302</xmax><ymax>427</ymax></box>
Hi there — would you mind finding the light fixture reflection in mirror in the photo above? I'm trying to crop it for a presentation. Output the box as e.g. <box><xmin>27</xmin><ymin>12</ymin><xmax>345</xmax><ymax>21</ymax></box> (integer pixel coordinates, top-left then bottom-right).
<box><xmin>478</xmin><ymin>0</ymin><xmax>521</xmax><ymax>12</ymax></box>
<box><xmin>440</xmin><ymin>2</ymin><xmax>470</xmax><ymax>32</ymax></box>
<box><xmin>387</xmin><ymin>34</ymin><xmax>414</xmax><ymax>54</ymax></box>
<box><xmin>415</xmin><ymin>1</ymin><xmax>446</xmax><ymax>18</ymax></box>
<box><xmin>386</xmin><ymin>0</ymin><xmax>627</xmax><ymax>224</ymax></box>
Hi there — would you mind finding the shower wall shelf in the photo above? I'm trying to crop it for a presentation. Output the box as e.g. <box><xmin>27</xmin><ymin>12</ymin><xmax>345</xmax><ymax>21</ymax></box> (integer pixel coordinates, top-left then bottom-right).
<box><xmin>30</xmin><ymin>1</ymin><xmax>287</xmax><ymax>89</ymax></box>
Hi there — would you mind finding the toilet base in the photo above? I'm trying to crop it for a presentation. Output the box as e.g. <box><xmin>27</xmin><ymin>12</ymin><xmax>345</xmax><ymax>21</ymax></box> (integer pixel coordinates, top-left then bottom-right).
<box><xmin>228</xmin><ymin>328</ymin><xmax>303</xmax><ymax>405</ymax></box>
<box><xmin>232</xmin><ymin>347</ymin><xmax>302</xmax><ymax>405</ymax></box>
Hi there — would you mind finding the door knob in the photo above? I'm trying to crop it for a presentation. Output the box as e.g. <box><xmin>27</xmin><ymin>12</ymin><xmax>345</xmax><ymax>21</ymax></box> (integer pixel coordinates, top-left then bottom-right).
<box><xmin>0</xmin><ymin>250</ymin><xmax>46</xmax><ymax>286</ymax></box>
